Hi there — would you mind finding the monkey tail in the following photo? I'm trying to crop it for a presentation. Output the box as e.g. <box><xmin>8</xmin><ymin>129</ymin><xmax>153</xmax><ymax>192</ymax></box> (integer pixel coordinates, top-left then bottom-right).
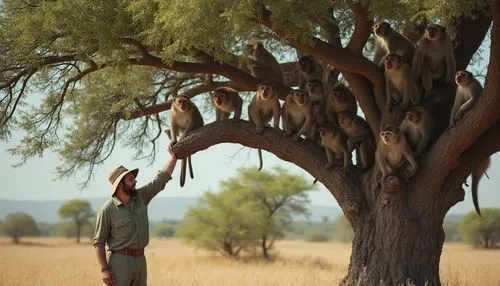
<box><xmin>188</xmin><ymin>156</ymin><xmax>194</xmax><ymax>179</ymax></box>
<box><xmin>180</xmin><ymin>158</ymin><xmax>187</xmax><ymax>188</ymax></box>
<box><xmin>258</xmin><ymin>149</ymin><xmax>263</xmax><ymax>171</ymax></box>
<box><xmin>471</xmin><ymin>172</ymin><xmax>482</xmax><ymax>217</ymax></box>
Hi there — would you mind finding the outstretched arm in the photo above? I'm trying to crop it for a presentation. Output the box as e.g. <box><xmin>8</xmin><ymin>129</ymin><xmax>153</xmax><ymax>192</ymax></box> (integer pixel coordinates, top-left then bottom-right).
<box><xmin>140</xmin><ymin>146</ymin><xmax>178</xmax><ymax>204</ymax></box>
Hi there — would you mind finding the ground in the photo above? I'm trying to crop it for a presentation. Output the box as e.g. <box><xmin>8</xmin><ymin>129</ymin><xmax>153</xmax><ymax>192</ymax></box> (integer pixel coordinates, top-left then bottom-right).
<box><xmin>0</xmin><ymin>238</ymin><xmax>498</xmax><ymax>285</ymax></box>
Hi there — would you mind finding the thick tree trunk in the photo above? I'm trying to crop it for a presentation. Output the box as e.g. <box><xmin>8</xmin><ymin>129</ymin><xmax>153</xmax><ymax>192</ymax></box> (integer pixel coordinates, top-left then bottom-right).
<box><xmin>343</xmin><ymin>183</ymin><xmax>446</xmax><ymax>286</ymax></box>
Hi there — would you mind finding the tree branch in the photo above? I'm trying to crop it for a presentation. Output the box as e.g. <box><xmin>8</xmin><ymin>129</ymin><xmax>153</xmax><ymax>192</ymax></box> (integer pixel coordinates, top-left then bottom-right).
<box><xmin>170</xmin><ymin>120</ymin><xmax>363</xmax><ymax>219</ymax></box>
<box><xmin>346</xmin><ymin>2</ymin><xmax>373</xmax><ymax>55</ymax></box>
<box><xmin>452</xmin><ymin>13</ymin><xmax>492</xmax><ymax>71</ymax></box>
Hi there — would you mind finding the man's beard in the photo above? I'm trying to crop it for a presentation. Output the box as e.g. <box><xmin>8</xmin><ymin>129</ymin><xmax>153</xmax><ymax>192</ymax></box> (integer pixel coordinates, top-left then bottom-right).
<box><xmin>123</xmin><ymin>186</ymin><xmax>137</xmax><ymax>197</ymax></box>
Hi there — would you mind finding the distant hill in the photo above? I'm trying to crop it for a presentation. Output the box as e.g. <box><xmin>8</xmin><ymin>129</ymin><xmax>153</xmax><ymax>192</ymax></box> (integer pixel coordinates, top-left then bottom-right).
<box><xmin>0</xmin><ymin>198</ymin><xmax>344</xmax><ymax>223</ymax></box>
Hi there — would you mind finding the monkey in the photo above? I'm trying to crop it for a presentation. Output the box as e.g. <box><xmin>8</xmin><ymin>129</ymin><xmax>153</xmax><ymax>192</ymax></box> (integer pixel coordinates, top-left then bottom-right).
<box><xmin>326</xmin><ymin>83</ymin><xmax>358</xmax><ymax>123</ymax></box>
<box><xmin>384</xmin><ymin>53</ymin><xmax>421</xmax><ymax>113</ymax></box>
<box><xmin>412</xmin><ymin>24</ymin><xmax>456</xmax><ymax>97</ymax></box>
<box><xmin>305</xmin><ymin>79</ymin><xmax>327</xmax><ymax>126</ymax></box>
<box><xmin>211</xmin><ymin>87</ymin><xmax>243</xmax><ymax>121</ymax></box>
<box><xmin>298</xmin><ymin>55</ymin><xmax>324</xmax><ymax>89</ymax></box>
<box><xmin>470</xmin><ymin>157</ymin><xmax>491</xmax><ymax>216</ymax></box>
<box><xmin>246</xmin><ymin>39</ymin><xmax>283</xmax><ymax>84</ymax></box>
<box><xmin>318</xmin><ymin>123</ymin><xmax>351</xmax><ymax>172</ymax></box>
<box><xmin>282</xmin><ymin>89</ymin><xmax>315</xmax><ymax>141</ymax></box>
<box><xmin>375</xmin><ymin>126</ymin><xmax>418</xmax><ymax>181</ymax></box>
<box><xmin>168</xmin><ymin>96</ymin><xmax>204</xmax><ymax>187</ymax></box>
<box><xmin>449</xmin><ymin>70</ymin><xmax>483</xmax><ymax>128</ymax></box>
<box><xmin>337</xmin><ymin>110</ymin><xmax>375</xmax><ymax>170</ymax></box>
<box><xmin>323</xmin><ymin>64</ymin><xmax>340</xmax><ymax>92</ymax></box>
<box><xmin>248</xmin><ymin>83</ymin><xmax>281</xmax><ymax>171</ymax></box>
<box><xmin>399</xmin><ymin>106</ymin><xmax>434</xmax><ymax>157</ymax></box>
<box><xmin>372</xmin><ymin>21</ymin><xmax>416</xmax><ymax>67</ymax></box>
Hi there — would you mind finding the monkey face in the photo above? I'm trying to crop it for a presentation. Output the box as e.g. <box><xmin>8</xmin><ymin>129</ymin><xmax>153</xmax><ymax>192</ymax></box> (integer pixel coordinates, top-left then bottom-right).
<box><xmin>425</xmin><ymin>24</ymin><xmax>444</xmax><ymax>41</ymax></box>
<box><xmin>174</xmin><ymin>97</ymin><xmax>190</xmax><ymax>112</ymax></box>
<box><xmin>337</xmin><ymin>111</ymin><xmax>352</xmax><ymax>127</ymax></box>
<box><xmin>291</xmin><ymin>91</ymin><xmax>308</xmax><ymax>106</ymax></box>
<box><xmin>245</xmin><ymin>40</ymin><xmax>261</xmax><ymax>55</ymax></box>
<box><xmin>332</xmin><ymin>89</ymin><xmax>345</xmax><ymax>103</ymax></box>
<box><xmin>306</xmin><ymin>81</ymin><xmax>322</xmax><ymax>94</ymax></box>
<box><xmin>258</xmin><ymin>84</ymin><xmax>274</xmax><ymax>100</ymax></box>
<box><xmin>380</xmin><ymin>130</ymin><xmax>395</xmax><ymax>145</ymax></box>
<box><xmin>406</xmin><ymin>109</ymin><xmax>421</xmax><ymax>123</ymax></box>
<box><xmin>455</xmin><ymin>70</ymin><xmax>472</xmax><ymax>86</ymax></box>
<box><xmin>212</xmin><ymin>92</ymin><xmax>226</xmax><ymax>107</ymax></box>
<box><xmin>373</xmin><ymin>21</ymin><xmax>389</xmax><ymax>37</ymax></box>
<box><xmin>384</xmin><ymin>54</ymin><xmax>401</xmax><ymax>70</ymax></box>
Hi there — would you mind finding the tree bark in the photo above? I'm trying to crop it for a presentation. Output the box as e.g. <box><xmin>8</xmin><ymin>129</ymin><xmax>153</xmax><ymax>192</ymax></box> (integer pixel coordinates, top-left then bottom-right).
<box><xmin>343</xmin><ymin>184</ymin><xmax>446</xmax><ymax>286</ymax></box>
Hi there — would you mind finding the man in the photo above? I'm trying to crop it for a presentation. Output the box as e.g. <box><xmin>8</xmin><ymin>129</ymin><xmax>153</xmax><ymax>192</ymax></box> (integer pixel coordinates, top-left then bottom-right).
<box><xmin>93</xmin><ymin>147</ymin><xmax>178</xmax><ymax>286</ymax></box>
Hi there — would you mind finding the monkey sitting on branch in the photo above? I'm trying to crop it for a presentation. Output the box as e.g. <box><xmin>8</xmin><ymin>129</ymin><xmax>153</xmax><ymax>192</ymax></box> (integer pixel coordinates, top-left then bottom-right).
<box><xmin>246</xmin><ymin>39</ymin><xmax>284</xmax><ymax>84</ymax></box>
<box><xmin>372</xmin><ymin>21</ymin><xmax>416</xmax><ymax>67</ymax></box>
<box><xmin>248</xmin><ymin>83</ymin><xmax>281</xmax><ymax>171</ymax></box>
<box><xmin>337</xmin><ymin>110</ymin><xmax>375</xmax><ymax>171</ymax></box>
<box><xmin>449</xmin><ymin>70</ymin><xmax>483</xmax><ymax>128</ymax></box>
<box><xmin>168</xmin><ymin>96</ymin><xmax>204</xmax><ymax>187</ymax></box>
<box><xmin>326</xmin><ymin>83</ymin><xmax>358</xmax><ymax>123</ymax></box>
<box><xmin>399</xmin><ymin>106</ymin><xmax>434</xmax><ymax>157</ymax></box>
<box><xmin>384</xmin><ymin>53</ymin><xmax>421</xmax><ymax>113</ymax></box>
<box><xmin>318</xmin><ymin>122</ymin><xmax>352</xmax><ymax>172</ymax></box>
<box><xmin>282</xmin><ymin>89</ymin><xmax>315</xmax><ymax>141</ymax></box>
<box><xmin>412</xmin><ymin>24</ymin><xmax>456</xmax><ymax>98</ymax></box>
<box><xmin>211</xmin><ymin>87</ymin><xmax>243</xmax><ymax>121</ymax></box>
<box><xmin>375</xmin><ymin>126</ymin><xmax>418</xmax><ymax>187</ymax></box>
<box><xmin>298</xmin><ymin>55</ymin><xmax>324</xmax><ymax>89</ymax></box>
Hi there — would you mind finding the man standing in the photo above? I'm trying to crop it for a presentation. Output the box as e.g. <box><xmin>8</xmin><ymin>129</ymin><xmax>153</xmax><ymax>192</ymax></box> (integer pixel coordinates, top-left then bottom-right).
<box><xmin>93</xmin><ymin>147</ymin><xmax>178</xmax><ymax>286</ymax></box>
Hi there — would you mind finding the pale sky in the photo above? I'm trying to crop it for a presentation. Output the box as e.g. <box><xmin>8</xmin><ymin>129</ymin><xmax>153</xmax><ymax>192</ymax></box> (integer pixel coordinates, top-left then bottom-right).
<box><xmin>2</xmin><ymin>129</ymin><xmax>499</xmax><ymax>214</ymax></box>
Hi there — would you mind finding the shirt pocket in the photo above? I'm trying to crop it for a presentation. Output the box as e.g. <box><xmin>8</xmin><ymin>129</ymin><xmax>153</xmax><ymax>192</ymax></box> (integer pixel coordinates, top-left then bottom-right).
<box><xmin>111</xmin><ymin>217</ymin><xmax>134</xmax><ymax>239</ymax></box>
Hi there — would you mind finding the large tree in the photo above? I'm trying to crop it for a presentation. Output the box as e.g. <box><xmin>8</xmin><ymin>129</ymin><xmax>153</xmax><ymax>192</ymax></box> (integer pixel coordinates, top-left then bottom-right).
<box><xmin>1</xmin><ymin>0</ymin><xmax>499</xmax><ymax>284</ymax></box>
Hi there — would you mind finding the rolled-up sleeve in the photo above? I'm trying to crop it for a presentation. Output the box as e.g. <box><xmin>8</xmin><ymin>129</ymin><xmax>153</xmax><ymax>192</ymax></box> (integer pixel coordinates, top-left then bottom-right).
<box><xmin>93</xmin><ymin>207</ymin><xmax>110</xmax><ymax>247</ymax></box>
<box><xmin>139</xmin><ymin>171</ymin><xmax>172</xmax><ymax>205</ymax></box>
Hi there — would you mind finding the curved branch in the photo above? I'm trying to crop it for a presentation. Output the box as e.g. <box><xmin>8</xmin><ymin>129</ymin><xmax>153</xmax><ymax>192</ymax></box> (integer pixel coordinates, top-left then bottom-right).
<box><xmin>452</xmin><ymin>13</ymin><xmax>492</xmax><ymax>71</ymax></box>
<box><xmin>441</xmin><ymin>122</ymin><xmax>500</xmax><ymax>211</ymax></box>
<box><xmin>346</xmin><ymin>2</ymin><xmax>373</xmax><ymax>55</ymax></box>
<box><xmin>171</xmin><ymin>120</ymin><xmax>363</xmax><ymax>218</ymax></box>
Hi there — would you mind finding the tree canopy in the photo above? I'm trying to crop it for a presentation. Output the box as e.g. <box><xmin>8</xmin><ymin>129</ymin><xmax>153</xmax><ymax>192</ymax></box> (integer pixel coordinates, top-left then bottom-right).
<box><xmin>1</xmin><ymin>212</ymin><xmax>39</xmax><ymax>244</ymax></box>
<box><xmin>58</xmin><ymin>199</ymin><xmax>94</xmax><ymax>243</ymax></box>
<box><xmin>176</xmin><ymin>167</ymin><xmax>313</xmax><ymax>258</ymax></box>
<box><xmin>459</xmin><ymin>208</ymin><xmax>500</xmax><ymax>248</ymax></box>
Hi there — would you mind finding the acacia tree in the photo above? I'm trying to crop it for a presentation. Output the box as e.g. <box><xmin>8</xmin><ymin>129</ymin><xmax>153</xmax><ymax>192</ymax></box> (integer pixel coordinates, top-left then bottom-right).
<box><xmin>58</xmin><ymin>199</ymin><xmax>95</xmax><ymax>243</ymax></box>
<box><xmin>1</xmin><ymin>0</ymin><xmax>499</xmax><ymax>284</ymax></box>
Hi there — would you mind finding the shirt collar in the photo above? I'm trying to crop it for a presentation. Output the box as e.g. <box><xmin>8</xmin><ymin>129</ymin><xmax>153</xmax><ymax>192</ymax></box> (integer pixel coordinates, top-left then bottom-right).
<box><xmin>111</xmin><ymin>194</ymin><xmax>136</xmax><ymax>207</ymax></box>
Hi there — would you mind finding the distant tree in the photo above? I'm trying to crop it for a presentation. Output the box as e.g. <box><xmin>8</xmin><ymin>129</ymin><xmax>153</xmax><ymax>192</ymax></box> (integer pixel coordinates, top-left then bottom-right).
<box><xmin>176</xmin><ymin>189</ymin><xmax>265</xmax><ymax>257</ymax></box>
<box><xmin>459</xmin><ymin>208</ymin><xmax>500</xmax><ymax>249</ymax></box>
<box><xmin>219</xmin><ymin>167</ymin><xmax>313</xmax><ymax>258</ymax></box>
<box><xmin>58</xmin><ymin>199</ymin><xmax>95</xmax><ymax>243</ymax></box>
<box><xmin>56</xmin><ymin>221</ymin><xmax>94</xmax><ymax>239</ymax></box>
<box><xmin>154</xmin><ymin>224</ymin><xmax>175</xmax><ymax>238</ymax></box>
<box><xmin>2</xmin><ymin>212</ymin><xmax>39</xmax><ymax>244</ymax></box>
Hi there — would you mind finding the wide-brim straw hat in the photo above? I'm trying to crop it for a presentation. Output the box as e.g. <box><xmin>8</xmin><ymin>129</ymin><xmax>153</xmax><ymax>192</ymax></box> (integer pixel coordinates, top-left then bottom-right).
<box><xmin>108</xmin><ymin>165</ymin><xmax>139</xmax><ymax>193</ymax></box>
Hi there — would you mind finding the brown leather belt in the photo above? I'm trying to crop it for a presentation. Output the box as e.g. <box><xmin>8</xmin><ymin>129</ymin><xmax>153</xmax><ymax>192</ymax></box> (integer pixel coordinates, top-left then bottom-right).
<box><xmin>111</xmin><ymin>248</ymin><xmax>144</xmax><ymax>257</ymax></box>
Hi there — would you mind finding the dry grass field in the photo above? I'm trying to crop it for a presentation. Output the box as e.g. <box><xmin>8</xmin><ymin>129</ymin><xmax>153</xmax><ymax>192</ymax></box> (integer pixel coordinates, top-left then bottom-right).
<box><xmin>0</xmin><ymin>237</ymin><xmax>499</xmax><ymax>286</ymax></box>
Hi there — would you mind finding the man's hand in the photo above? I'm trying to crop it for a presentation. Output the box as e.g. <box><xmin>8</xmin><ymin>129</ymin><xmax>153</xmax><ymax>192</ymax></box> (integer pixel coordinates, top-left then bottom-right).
<box><xmin>102</xmin><ymin>269</ymin><xmax>115</xmax><ymax>286</ymax></box>
<box><xmin>168</xmin><ymin>144</ymin><xmax>178</xmax><ymax>161</ymax></box>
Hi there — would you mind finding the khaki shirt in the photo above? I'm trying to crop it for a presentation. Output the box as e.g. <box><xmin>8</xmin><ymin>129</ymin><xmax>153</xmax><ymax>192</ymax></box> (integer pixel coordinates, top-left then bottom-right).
<box><xmin>93</xmin><ymin>171</ymin><xmax>172</xmax><ymax>250</ymax></box>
